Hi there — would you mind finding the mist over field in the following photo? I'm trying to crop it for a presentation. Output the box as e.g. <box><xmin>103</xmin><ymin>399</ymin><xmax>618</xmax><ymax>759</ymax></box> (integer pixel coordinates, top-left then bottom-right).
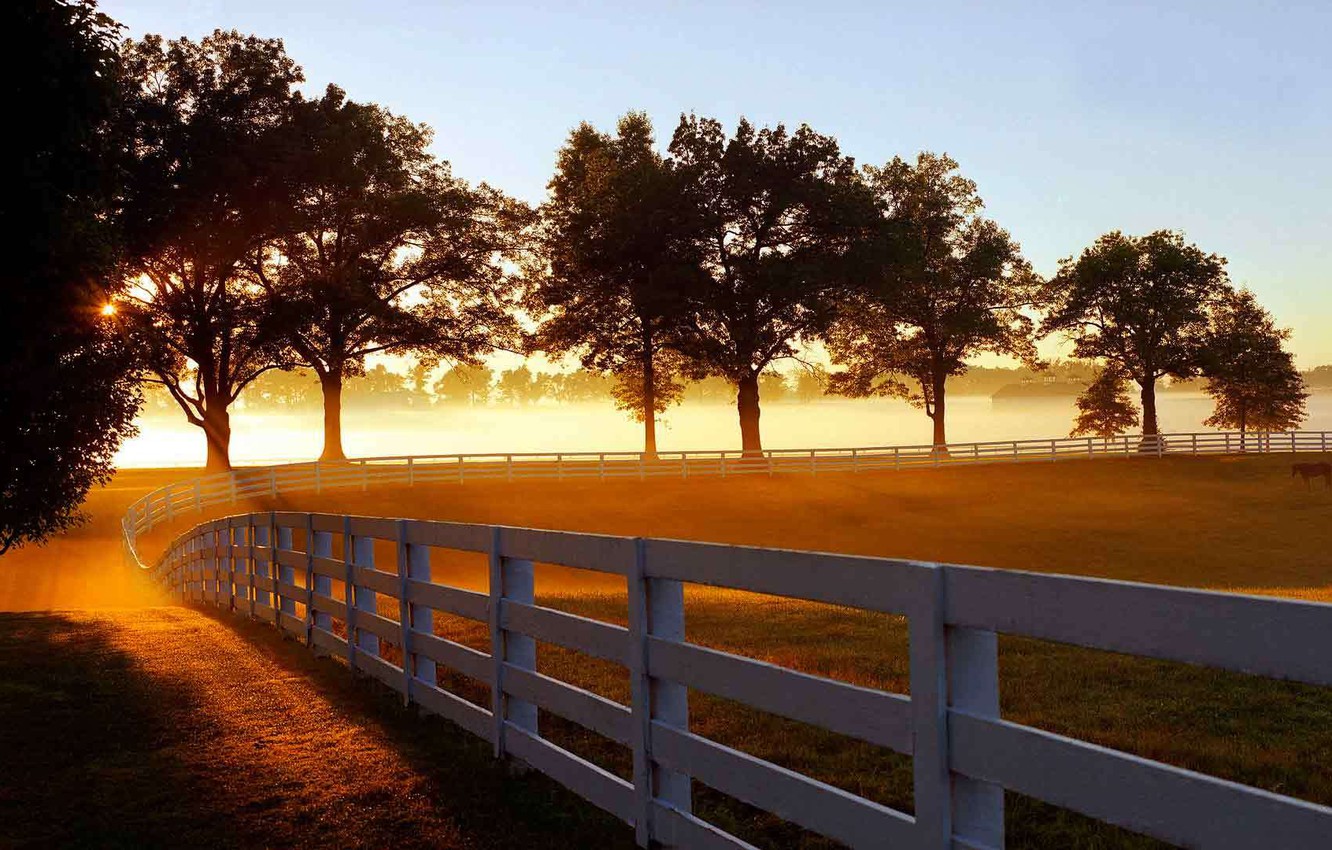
<box><xmin>117</xmin><ymin>394</ymin><xmax>1332</xmax><ymax>468</ymax></box>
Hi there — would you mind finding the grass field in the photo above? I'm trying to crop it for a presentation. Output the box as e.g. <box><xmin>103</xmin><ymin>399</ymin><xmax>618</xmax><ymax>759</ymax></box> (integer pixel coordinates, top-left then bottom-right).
<box><xmin>15</xmin><ymin>453</ymin><xmax>1332</xmax><ymax>847</ymax></box>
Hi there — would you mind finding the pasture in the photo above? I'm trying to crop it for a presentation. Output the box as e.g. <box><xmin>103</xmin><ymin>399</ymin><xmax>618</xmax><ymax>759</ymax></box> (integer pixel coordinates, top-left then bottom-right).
<box><xmin>12</xmin><ymin>453</ymin><xmax>1332</xmax><ymax>847</ymax></box>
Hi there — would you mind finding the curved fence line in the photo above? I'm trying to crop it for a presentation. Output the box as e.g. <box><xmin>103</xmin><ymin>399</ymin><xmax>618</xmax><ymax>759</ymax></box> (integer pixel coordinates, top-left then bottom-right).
<box><xmin>150</xmin><ymin>509</ymin><xmax>1332</xmax><ymax>850</ymax></box>
<box><xmin>122</xmin><ymin>429</ymin><xmax>1332</xmax><ymax>569</ymax></box>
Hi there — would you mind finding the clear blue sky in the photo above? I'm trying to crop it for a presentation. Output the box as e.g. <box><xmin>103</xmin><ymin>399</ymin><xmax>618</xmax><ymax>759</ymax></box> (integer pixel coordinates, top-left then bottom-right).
<box><xmin>106</xmin><ymin>0</ymin><xmax>1332</xmax><ymax>363</ymax></box>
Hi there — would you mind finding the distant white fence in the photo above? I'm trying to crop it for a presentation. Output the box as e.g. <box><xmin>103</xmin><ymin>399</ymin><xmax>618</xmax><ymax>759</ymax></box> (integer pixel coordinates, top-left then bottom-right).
<box><xmin>122</xmin><ymin>430</ymin><xmax>1332</xmax><ymax>545</ymax></box>
<box><xmin>152</xmin><ymin>510</ymin><xmax>1332</xmax><ymax>849</ymax></box>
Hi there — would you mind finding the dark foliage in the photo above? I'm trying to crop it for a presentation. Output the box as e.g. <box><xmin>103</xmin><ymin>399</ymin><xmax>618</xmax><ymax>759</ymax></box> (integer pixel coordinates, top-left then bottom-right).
<box><xmin>1</xmin><ymin>0</ymin><xmax>141</xmax><ymax>553</ymax></box>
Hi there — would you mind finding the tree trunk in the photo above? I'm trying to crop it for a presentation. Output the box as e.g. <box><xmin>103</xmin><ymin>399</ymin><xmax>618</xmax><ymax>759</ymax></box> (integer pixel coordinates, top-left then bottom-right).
<box><xmin>737</xmin><ymin>373</ymin><xmax>763</xmax><ymax>457</ymax></box>
<box><xmin>202</xmin><ymin>402</ymin><xmax>232</xmax><ymax>473</ymax></box>
<box><xmin>931</xmin><ymin>373</ymin><xmax>948</xmax><ymax>454</ymax></box>
<box><xmin>320</xmin><ymin>371</ymin><xmax>347</xmax><ymax>462</ymax></box>
<box><xmin>1140</xmin><ymin>379</ymin><xmax>1159</xmax><ymax>436</ymax></box>
<box><xmin>641</xmin><ymin>329</ymin><xmax>658</xmax><ymax>461</ymax></box>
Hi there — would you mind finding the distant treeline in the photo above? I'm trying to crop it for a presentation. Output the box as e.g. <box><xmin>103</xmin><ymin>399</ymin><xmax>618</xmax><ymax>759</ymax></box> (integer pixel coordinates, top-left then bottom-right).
<box><xmin>137</xmin><ymin>361</ymin><xmax>1332</xmax><ymax>416</ymax></box>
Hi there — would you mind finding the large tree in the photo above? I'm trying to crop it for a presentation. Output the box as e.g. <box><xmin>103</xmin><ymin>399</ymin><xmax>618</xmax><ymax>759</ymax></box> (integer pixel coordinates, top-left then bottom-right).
<box><xmin>118</xmin><ymin>31</ymin><xmax>301</xmax><ymax>471</ymax></box>
<box><xmin>669</xmin><ymin>115</ymin><xmax>879</xmax><ymax>454</ymax></box>
<box><xmin>1201</xmin><ymin>288</ymin><xmax>1307</xmax><ymax>436</ymax></box>
<box><xmin>529</xmin><ymin>112</ymin><xmax>701</xmax><ymax>457</ymax></box>
<box><xmin>254</xmin><ymin>86</ymin><xmax>528</xmax><ymax>460</ymax></box>
<box><xmin>1042</xmin><ymin>230</ymin><xmax>1230</xmax><ymax>438</ymax></box>
<box><xmin>825</xmin><ymin>153</ymin><xmax>1039</xmax><ymax>450</ymax></box>
<box><xmin>1</xmin><ymin>0</ymin><xmax>141</xmax><ymax>553</ymax></box>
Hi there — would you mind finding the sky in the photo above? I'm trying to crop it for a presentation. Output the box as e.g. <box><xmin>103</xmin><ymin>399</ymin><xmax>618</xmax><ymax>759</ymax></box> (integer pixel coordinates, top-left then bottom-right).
<box><xmin>104</xmin><ymin>0</ymin><xmax>1332</xmax><ymax>364</ymax></box>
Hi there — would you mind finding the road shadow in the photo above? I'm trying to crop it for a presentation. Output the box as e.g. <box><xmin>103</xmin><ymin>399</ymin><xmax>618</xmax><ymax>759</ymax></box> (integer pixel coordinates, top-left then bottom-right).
<box><xmin>0</xmin><ymin>610</ymin><xmax>632</xmax><ymax>850</ymax></box>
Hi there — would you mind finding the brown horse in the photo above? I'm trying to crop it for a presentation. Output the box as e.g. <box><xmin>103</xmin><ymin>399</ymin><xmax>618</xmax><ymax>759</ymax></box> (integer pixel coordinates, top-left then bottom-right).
<box><xmin>1291</xmin><ymin>462</ymin><xmax>1332</xmax><ymax>488</ymax></box>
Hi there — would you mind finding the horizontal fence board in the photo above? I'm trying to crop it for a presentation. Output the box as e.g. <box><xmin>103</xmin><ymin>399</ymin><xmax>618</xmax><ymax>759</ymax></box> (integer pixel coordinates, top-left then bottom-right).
<box><xmin>276</xmin><ymin>581</ymin><xmax>304</xmax><ymax>600</ymax></box>
<box><xmin>650</xmin><ymin>722</ymin><xmax>916</xmax><ymax>848</ymax></box>
<box><xmin>310</xmin><ymin>593</ymin><xmax>347</xmax><ymax>620</ymax></box>
<box><xmin>501</xmin><ymin>664</ymin><xmax>632</xmax><ymax>746</ymax></box>
<box><xmin>950</xmin><ymin>712</ymin><xmax>1332</xmax><ymax>849</ymax></box>
<box><xmin>278</xmin><ymin>612</ymin><xmax>304</xmax><ymax>636</ymax></box>
<box><xmin>647</xmin><ymin>637</ymin><xmax>913</xmax><ymax>754</ymax></box>
<box><xmin>644</xmin><ymin>539</ymin><xmax>932</xmax><ymax>616</ymax></box>
<box><xmin>403</xmin><ymin>521</ymin><xmax>492</xmax><ymax>551</ymax></box>
<box><xmin>356</xmin><ymin>650</ymin><xmax>404</xmax><ymax>691</ymax></box>
<box><xmin>275</xmin><ymin>549</ymin><xmax>305</xmax><ymax>569</ymax></box>
<box><xmin>500</xmin><ymin>600</ymin><xmax>628</xmax><ymax>664</ymax></box>
<box><xmin>412</xmin><ymin>631</ymin><xmax>492</xmax><ymax>683</ymax></box>
<box><xmin>413</xmin><ymin>680</ymin><xmax>494</xmax><ymax>741</ymax></box>
<box><xmin>651</xmin><ymin>804</ymin><xmax>760</xmax><ymax>850</ymax></box>
<box><xmin>310</xmin><ymin>555</ymin><xmax>343</xmax><ymax>579</ymax></box>
<box><xmin>310</xmin><ymin>626</ymin><xmax>346</xmax><ymax>655</ymax></box>
<box><xmin>945</xmin><ymin>566</ymin><xmax>1332</xmax><ymax>687</ymax></box>
<box><xmin>273</xmin><ymin>511</ymin><xmax>305</xmax><ymax>527</ymax></box>
<box><xmin>497</xmin><ymin>527</ymin><xmax>634</xmax><ymax>575</ymax></box>
<box><xmin>353</xmin><ymin>566</ymin><xmax>401</xmax><ymax>598</ymax></box>
<box><xmin>503</xmin><ymin>724</ymin><xmax>635</xmax><ymax>824</ymax></box>
<box><xmin>406</xmin><ymin>580</ymin><xmax>488</xmax><ymax>622</ymax></box>
<box><xmin>347</xmin><ymin>516</ymin><xmax>401</xmax><ymax>540</ymax></box>
<box><xmin>355</xmin><ymin>611</ymin><xmax>402</xmax><ymax>643</ymax></box>
<box><xmin>310</xmin><ymin>514</ymin><xmax>345</xmax><ymax>533</ymax></box>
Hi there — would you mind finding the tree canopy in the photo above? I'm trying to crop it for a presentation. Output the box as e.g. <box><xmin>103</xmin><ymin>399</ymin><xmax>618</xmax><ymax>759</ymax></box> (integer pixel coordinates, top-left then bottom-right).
<box><xmin>826</xmin><ymin>152</ymin><xmax>1039</xmax><ymax>449</ymax></box>
<box><xmin>1</xmin><ymin>0</ymin><xmax>141</xmax><ymax>552</ymax></box>
<box><xmin>529</xmin><ymin>112</ymin><xmax>702</xmax><ymax>456</ymax></box>
<box><xmin>118</xmin><ymin>30</ymin><xmax>303</xmax><ymax>470</ymax></box>
<box><xmin>668</xmin><ymin>115</ymin><xmax>880</xmax><ymax>453</ymax></box>
<box><xmin>255</xmin><ymin>85</ymin><xmax>529</xmax><ymax>459</ymax></box>
<box><xmin>1042</xmin><ymin>230</ymin><xmax>1230</xmax><ymax>437</ymax></box>
<box><xmin>1201</xmin><ymin>289</ymin><xmax>1307</xmax><ymax>434</ymax></box>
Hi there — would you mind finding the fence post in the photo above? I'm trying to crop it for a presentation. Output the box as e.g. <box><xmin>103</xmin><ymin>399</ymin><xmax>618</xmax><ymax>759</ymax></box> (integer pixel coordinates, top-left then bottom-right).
<box><xmin>599</xmin><ymin>453</ymin><xmax>606</xmax><ymax>480</ymax></box>
<box><xmin>304</xmin><ymin>514</ymin><xmax>316</xmax><ymax>646</ymax></box>
<box><xmin>506</xmin><ymin>455</ymin><xmax>513</xmax><ymax>483</ymax></box>
<box><xmin>195</xmin><ymin>480</ymin><xmax>202</xmax><ymax>513</ymax></box>
<box><xmin>246</xmin><ymin>516</ymin><xmax>257</xmax><ymax>617</ymax></box>
<box><xmin>315</xmin><ymin>461</ymin><xmax>322</xmax><ymax>495</ymax></box>
<box><xmin>269</xmin><ymin>468</ymin><xmax>278</xmax><ymax>498</ymax></box>
<box><xmin>253</xmin><ymin>517</ymin><xmax>271</xmax><ymax>612</ymax></box>
<box><xmin>1050</xmin><ymin>439</ymin><xmax>1056</xmax><ymax>462</ymax></box>
<box><xmin>629</xmin><ymin>539</ymin><xmax>692</xmax><ymax>847</ymax></box>
<box><xmin>895</xmin><ymin>447</ymin><xmax>902</xmax><ymax>470</ymax></box>
<box><xmin>910</xmin><ymin>566</ymin><xmax>1003</xmax><ymax>850</ymax></box>
<box><xmin>361</xmin><ymin>461</ymin><xmax>369</xmax><ymax>492</ymax></box>
<box><xmin>1087</xmin><ymin>437</ymin><xmax>1094</xmax><ymax>459</ymax></box>
<box><xmin>164</xmin><ymin>485</ymin><xmax>174</xmax><ymax>524</ymax></box>
<box><xmin>396</xmin><ymin>519</ymin><xmax>435</xmax><ymax>704</ymax></box>
<box><xmin>310</xmin><ymin>520</ymin><xmax>333</xmax><ymax>641</ymax></box>
<box><xmin>342</xmin><ymin>516</ymin><xmax>358</xmax><ymax>670</ymax></box>
<box><xmin>352</xmin><ymin>523</ymin><xmax>378</xmax><ymax>660</ymax></box>
<box><xmin>272</xmin><ymin>513</ymin><xmax>286</xmax><ymax>626</ymax></box>
<box><xmin>489</xmin><ymin>527</ymin><xmax>536</xmax><ymax>758</ymax></box>
<box><xmin>458</xmin><ymin>455</ymin><xmax>465</xmax><ymax>484</ymax></box>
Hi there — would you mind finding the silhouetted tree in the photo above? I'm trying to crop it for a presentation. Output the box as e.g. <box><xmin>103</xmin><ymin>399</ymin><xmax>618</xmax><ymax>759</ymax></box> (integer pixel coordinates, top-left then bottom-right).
<box><xmin>118</xmin><ymin>31</ymin><xmax>301</xmax><ymax>471</ymax></box>
<box><xmin>1042</xmin><ymin>230</ymin><xmax>1230</xmax><ymax>439</ymax></box>
<box><xmin>255</xmin><ymin>86</ymin><xmax>528</xmax><ymax>460</ymax></box>
<box><xmin>529</xmin><ymin>113</ymin><xmax>701</xmax><ymax>457</ymax></box>
<box><xmin>1</xmin><ymin>0</ymin><xmax>141</xmax><ymax>553</ymax></box>
<box><xmin>826</xmin><ymin>153</ymin><xmax>1039</xmax><ymax>450</ymax></box>
<box><xmin>496</xmin><ymin>366</ymin><xmax>543</xmax><ymax>405</ymax></box>
<box><xmin>669</xmin><ymin>115</ymin><xmax>879</xmax><ymax>454</ymax></box>
<box><xmin>1070</xmin><ymin>366</ymin><xmax>1140</xmax><ymax>439</ymax></box>
<box><xmin>1201</xmin><ymin>289</ymin><xmax>1306</xmax><ymax>435</ymax></box>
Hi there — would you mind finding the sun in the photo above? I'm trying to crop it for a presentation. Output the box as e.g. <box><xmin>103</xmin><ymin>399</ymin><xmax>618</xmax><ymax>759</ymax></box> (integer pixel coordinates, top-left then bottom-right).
<box><xmin>100</xmin><ymin>302</ymin><xmax>117</xmax><ymax>317</ymax></box>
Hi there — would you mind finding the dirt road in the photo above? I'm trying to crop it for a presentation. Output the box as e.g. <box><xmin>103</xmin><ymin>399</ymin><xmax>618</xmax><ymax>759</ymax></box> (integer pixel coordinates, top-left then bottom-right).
<box><xmin>0</xmin><ymin>608</ymin><xmax>630</xmax><ymax>849</ymax></box>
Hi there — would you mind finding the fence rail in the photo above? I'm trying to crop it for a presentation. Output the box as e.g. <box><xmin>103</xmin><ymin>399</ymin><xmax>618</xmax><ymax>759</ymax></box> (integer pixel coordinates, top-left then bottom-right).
<box><xmin>150</xmin><ymin>510</ymin><xmax>1332</xmax><ymax>849</ymax></box>
<box><xmin>123</xmin><ymin>430</ymin><xmax>1332</xmax><ymax>547</ymax></box>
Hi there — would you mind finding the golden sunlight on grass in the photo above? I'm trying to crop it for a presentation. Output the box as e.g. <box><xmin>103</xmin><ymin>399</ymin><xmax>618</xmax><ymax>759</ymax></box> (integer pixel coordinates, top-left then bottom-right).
<box><xmin>21</xmin><ymin>454</ymin><xmax>1332</xmax><ymax>847</ymax></box>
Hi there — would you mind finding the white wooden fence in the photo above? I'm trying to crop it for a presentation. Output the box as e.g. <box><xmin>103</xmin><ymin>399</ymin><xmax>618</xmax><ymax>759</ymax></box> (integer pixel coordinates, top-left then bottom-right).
<box><xmin>123</xmin><ymin>430</ymin><xmax>1332</xmax><ymax>544</ymax></box>
<box><xmin>151</xmin><ymin>510</ymin><xmax>1332</xmax><ymax>849</ymax></box>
